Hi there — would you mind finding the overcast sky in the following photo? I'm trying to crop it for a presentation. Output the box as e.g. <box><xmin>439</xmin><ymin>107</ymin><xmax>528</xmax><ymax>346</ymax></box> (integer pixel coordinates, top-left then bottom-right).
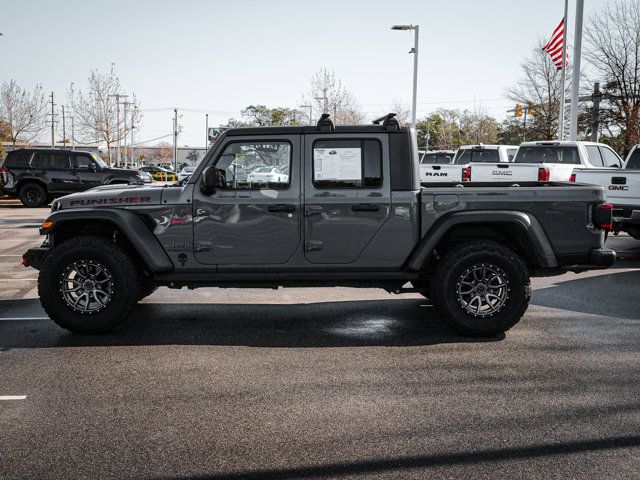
<box><xmin>1</xmin><ymin>0</ymin><xmax>610</xmax><ymax>147</ymax></box>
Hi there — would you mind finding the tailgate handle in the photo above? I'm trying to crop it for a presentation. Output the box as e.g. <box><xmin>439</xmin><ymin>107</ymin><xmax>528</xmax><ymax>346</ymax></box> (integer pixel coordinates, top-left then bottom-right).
<box><xmin>496</xmin><ymin>164</ymin><xmax>509</xmax><ymax>168</ymax></box>
<box><xmin>268</xmin><ymin>204</ymin><xmax>296</xmax><ymax>213</ymax></box>
<box><xmin>352</xmin><ymin>203</ymin><xmax>380</xmax><ymax>212</ymax></box>
<box><xmin>611</xmin><ymin>177</ymin><xmax>626</xmax><ymax>185</ymax></box>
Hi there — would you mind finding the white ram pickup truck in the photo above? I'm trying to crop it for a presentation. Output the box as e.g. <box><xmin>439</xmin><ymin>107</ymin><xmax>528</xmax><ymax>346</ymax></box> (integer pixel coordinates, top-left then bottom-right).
<box><xmin>499</xmin><ymin>141</ymin><xmax>624</xmax><ymax>183</ymax></box>
<box><xmin>572</xmin><ymin>144</ymin><xmax>640</xmax><ymax>238</ymax></box>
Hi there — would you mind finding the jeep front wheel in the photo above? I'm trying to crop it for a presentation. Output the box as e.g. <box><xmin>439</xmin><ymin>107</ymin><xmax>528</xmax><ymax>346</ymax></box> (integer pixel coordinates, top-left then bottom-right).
<box><xmin>431</xmin><ymin>241</ymin><xmax>531</xmax><ymax>337</ymax></box>
<box><xmin>19</xmin><ymin>182</ymin><xmax>47</xmax><ymax>207</ymax></box>
<box><xmin>38</xmin><ymin>236</ymin><xmax>141</xmax><ymax>334</ymax></box>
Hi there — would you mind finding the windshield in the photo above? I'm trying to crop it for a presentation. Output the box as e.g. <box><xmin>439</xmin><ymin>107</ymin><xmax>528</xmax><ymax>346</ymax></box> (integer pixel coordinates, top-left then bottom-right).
<box><xmin>514</xmin><ymin>146</ymin><xmax>580</xmax><ymax>164</ymax></box>
<box><xmin>91</xmin><ymin>153</ymin><xmax>108</xmax><ymax>169</ymax></box>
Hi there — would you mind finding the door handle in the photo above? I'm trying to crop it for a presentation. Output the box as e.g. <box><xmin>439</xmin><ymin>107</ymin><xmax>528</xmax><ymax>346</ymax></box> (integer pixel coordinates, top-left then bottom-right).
<box><xmin>268</xmin><ymin>204</ymin><xmax>296</xmax><ymax>213</ymax></box>
<box><xmin>352</xmin><ymin>203</ymin><xmax>380</xmax><ymax>212</ymax></box>
<box><xmin>305</xmin><ymin>205</ymin><xmax>323</xmax><ymax>216</ymax></box>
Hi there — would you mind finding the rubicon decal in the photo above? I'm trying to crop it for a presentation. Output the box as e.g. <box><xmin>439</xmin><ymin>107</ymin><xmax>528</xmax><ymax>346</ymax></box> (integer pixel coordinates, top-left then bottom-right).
<box><xmin>69</xmin><ymin>196</ymin><xmax>152</xmax><ymax>206</ymax></box>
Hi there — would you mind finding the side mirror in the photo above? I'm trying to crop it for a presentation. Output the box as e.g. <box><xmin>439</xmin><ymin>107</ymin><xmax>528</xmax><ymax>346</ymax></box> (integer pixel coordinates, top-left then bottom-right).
<box><xmin>90</xmin><ymin>163</ymin><xmax>98</xmax><ymax>172</ymax></box>
<box><xmin>201</xmin><ymin>166</ymin><xmax>219</xmax><ymax>194</ymax></box>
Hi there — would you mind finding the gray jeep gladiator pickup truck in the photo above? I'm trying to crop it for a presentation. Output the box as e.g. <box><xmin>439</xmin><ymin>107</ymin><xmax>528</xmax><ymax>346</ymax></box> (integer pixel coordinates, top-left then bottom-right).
<box><xmin>24</xmin><ymin>114</ymin><xmax>615</xmax><ymax>336</ymax></box>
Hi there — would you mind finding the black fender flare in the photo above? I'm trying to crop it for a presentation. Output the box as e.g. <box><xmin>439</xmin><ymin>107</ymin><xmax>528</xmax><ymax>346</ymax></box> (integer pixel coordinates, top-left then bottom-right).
<box><xmin>41</xmin><ymin>208</ymin><xmax>174</xmax><ymax>272</ymax></box>
<box><xmin>406</xmin><ymin>210</ymin><xmax>559</xmax><ymax>270</ymax></box>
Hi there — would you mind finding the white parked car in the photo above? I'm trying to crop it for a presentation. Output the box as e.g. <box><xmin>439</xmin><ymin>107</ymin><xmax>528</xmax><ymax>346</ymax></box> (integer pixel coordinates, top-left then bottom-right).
<box><xmin>506</xmin><ymin>141</ymin><xmax>624</xmax><ymax>182</ymax></box>
<box><xmin>178</xmin><ymin>166</ymin><xmax>197</xmax><ymax>182</ymax></box>
<box><xmin>246</xmin><ymin>166</ymin><xmax>288</xmax><ymax>184</ymax></box>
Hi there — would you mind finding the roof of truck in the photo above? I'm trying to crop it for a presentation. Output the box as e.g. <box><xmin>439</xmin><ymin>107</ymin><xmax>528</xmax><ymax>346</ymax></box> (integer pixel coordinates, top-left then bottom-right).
<box><xmin>520</xmin><ymin>141</ymin><xmax>604</xmax><ymax>147</ymax></box>
<box><xmin>225</xmin><ymin>125</ymin><xmax>411</xmax><ymax>136</ymax></box>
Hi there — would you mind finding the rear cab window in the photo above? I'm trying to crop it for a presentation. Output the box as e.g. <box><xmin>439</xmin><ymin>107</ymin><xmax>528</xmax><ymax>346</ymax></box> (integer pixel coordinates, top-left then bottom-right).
<box><xmin>513</xmin><ymin>146</ymin><xmax>580</xmax><ymax>164</ymax></box>
<box><xmin>454</xmin><ymin>149</ymin><xmax>500</xmax><ymax>164</ymax></box>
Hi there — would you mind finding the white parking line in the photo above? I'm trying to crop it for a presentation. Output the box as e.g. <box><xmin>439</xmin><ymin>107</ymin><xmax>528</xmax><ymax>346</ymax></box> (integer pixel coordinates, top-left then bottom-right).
<box><xmin>0</xmin><ymin>279</ymin><xmax>38</xmax><ymax>281</ymax></box>
<box><xmin>0</xmin><ymin>396</ymin><xmax>27</xmax><ymax>400</ymax></box>
<box><xmin>0</xmin><ymin>317</ymin><xmax>48</xmax><ymax>321</ymax></box>
<box><xmin>0</xmin><ymin>255</ymin><xmax>22</xmax><ymax>257</ymax></box>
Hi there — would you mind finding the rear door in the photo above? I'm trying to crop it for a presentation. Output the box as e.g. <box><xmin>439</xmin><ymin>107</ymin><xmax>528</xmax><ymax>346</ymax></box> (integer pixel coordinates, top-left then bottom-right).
<box><xmin>303</xmin><ymin>134</ymin><xmax>391</xmax><ymax>264</ymax></box>
<box><xmin>193</xmin><ymin>135</ymin><xmax>301</xmax><ymax>265</ymax></box>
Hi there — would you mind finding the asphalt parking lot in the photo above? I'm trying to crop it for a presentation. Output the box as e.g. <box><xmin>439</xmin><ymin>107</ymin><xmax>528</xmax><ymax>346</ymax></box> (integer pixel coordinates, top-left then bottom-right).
<box><xmin>1</xmin><ymin>205</ymin><xmax>639</xmax><ymax>480</ymax></box>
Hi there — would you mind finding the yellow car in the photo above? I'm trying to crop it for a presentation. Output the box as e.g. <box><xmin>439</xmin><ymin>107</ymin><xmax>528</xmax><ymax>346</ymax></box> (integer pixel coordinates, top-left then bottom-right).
<box><xmin>140</xmin><ymin>166</ymin><xmax>178</xmax><ymax>182</ymax></box>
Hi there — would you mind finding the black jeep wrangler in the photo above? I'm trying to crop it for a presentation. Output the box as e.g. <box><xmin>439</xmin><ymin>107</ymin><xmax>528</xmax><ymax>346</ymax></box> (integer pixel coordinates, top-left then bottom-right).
<box><xmin>0</xmin><ymin>149</ymin><xmax>143</xmax><ymax>207</ymax></box>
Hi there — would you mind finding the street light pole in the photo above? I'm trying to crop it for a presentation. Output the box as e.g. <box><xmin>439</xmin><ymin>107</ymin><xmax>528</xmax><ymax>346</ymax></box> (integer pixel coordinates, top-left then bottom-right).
<box><xmin>391</xmin><ymin>24</ymin><xmax>420</xmax><ymax>129</ymax></box>
<box><xmin>205</xmin><ymin>114</ymin><xmax>209</xmax><ymax>150</ymax></box>
<box><xmin>569</xmin><ymin>0</ymin><xmax>585</xmax><ymax>141</ymax></box>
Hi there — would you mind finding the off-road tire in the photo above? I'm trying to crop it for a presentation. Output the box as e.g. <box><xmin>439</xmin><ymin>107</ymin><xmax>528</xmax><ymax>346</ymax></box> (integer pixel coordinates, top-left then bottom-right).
<box><xmin>19</xmin><ymin>182</ymin><xmax>47</xmax><ymax>207</ymax></box>
<box><xmin>431</xmin><ymin>241</ymin><xmax>530</xmax><ymax>337</ymax></box>
<box><xmin>38</xmin><ymin>236</ymin><xmax>141</xmax><ymax>334</ymax></box>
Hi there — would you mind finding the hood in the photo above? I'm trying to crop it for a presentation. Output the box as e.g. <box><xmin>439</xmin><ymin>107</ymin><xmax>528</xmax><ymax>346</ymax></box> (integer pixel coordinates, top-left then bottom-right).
<box><xmin>53</xmin><ymin>183</ymin><xmax>166</xmax><ymax>210</ymax></box>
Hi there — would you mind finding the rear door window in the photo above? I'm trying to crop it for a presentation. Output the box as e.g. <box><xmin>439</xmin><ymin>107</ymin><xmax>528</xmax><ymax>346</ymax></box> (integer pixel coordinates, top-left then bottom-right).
<box><xmin>30</xmin><ymin>151</ymin><xmax>50</xmax><ymax>168</ymax></box>
<box><xmin>585</xmin><ymin>146</ymin><xmax>603</xmax><ymax>167</ymax></box>
<box><xmin>51</xmin><ymin>153</ymin><xmax>70</xmax><ymax>170</ymax></box>
<box><xmin>5</xmin><ymin>151</ymin><xmax>31</xmax><ymax>167</ymax></box>
<box><xmin>312</xmin><ymin>139</ymin><xmax>382</xmax><ymax>188</ymax></box>
<box><xmin>599</xmin><ymin>146</ymin><xmax>622</xmax><ymax>168</ymax></box>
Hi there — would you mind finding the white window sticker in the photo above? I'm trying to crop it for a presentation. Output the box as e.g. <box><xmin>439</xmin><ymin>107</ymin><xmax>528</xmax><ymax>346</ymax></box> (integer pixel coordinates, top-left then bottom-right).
<box><xmin>313</xmin><ymin>148</ymin><xmax>362</xmax><ymax>181</ymax></box>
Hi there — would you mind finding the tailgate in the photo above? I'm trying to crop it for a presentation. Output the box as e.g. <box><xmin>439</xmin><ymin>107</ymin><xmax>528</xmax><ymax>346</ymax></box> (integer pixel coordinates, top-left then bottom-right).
<box><xmin>573</xmin><ymin>169</ymin><xmax>640</xmax><ymax>206</ymax></box>
<box><xmin>469</xmin><ymin>163</ymin><xmax>539</xmax><ymax>182</ymax></box>
<box><xmin>419</xmin><ymin>164</ymin><xmax>466</xmax><ymax>183</ymax></box>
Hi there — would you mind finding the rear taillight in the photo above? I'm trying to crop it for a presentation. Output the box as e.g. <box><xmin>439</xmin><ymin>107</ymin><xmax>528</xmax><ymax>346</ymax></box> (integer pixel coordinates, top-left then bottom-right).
<box><xmin>569</xmin><ymin>173</ymin><xmax>576</xmax><ymax>182</ymax></box>
<box><xmin>595</xmin><ymin>203</ymin><xmax>613</xmax><ymax>231</ymax></box>
<box><xmin>538</xmin><ymin>167</ymin><xmax>550</xmax><ymax>182</ymax></box>
<box><xmin>462</xmin><ymin>166</ymin><xmax>471</xmax><ymax>182</ymax></box>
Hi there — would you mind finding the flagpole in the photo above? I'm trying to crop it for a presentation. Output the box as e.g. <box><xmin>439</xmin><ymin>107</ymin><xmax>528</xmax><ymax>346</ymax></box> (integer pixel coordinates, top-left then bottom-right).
<box><xmin>557</xmin><ymin>0</ymin><xmax>569</xmax><ymax>140</ymax></box>
<box><xmin>569</xmin><ymin>0</ymin><xmax>584</xmax><ymax>141</ymax></box>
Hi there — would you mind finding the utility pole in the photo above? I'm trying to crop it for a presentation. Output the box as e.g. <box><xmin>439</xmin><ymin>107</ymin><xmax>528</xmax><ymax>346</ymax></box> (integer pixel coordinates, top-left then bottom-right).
<box><xmin>205</xmin><ymin>113</ymin><xmax>209</xmax><ymax>149</ymax></box>
<box><xmin>70</xmin><ymin>116</ymin><xmax>75</xmax><ymax>151</ymax></box>
<box><xmin>173</xmin><ymin>108</ymin><xmax>178</xmax><ymax>171</ymax></box>
<box><xmin>131</xmin><ymin>106</ymin><xmax>136</xmax><ymax>165</ymax></box>
<box><xmin>569</xmin><ymin>0</ymin><xmax>585</xmax><ymax>141</ymax></box>
<box><xmin>591</xmin><ymin>82</ymin><xmax>602</xmax><ymax>142</ymax></box>
<box><xmin>49</xmin><ymin>92</ymin><xmax>55</xmax><ymax>148</ymax></box>
<box><xmin>108</xmin><ymin>93</ymin><xmax>127</xmax><ymax>166</ymax></box>
<box><xmin>61</xmin><ymin>105</ymin><xmax>67</xmax><ymax>148</ymax></box>
<box><xmin>123</xmin><ymin>101</ymin><xmax>128</xmax><ymax>167</ymax></box>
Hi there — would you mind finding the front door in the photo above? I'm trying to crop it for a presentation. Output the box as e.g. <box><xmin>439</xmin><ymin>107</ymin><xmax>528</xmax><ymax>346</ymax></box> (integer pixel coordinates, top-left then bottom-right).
<box><xmin>193</xmin><ymin>135</ymin><xmax>301</xmax><ymax>265</ymax></box>
<box><xmin>70</xmin><ymin>153</ymin><xmax>101</xmax><ymax>191</ymax></box>
<box><xmin>303</xmin><ymin>134</ymin><xmax>391</xmax><ymax>264</ymax></box>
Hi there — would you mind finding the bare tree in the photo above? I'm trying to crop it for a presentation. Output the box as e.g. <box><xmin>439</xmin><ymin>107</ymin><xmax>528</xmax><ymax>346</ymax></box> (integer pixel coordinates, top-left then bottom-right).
<box><xmin>302</xmin><ymin>69</ymin><xmax>365</xmax><ymax>125</ymax></box>
<box><xmin>67</xmin><ymin>66</ymin><xmax>142</xmax><ymax>165</ymax></box>
<box><xmin>505</xmin><ymin>42</ymin><xmax>572</xmax><ymax>141</ymax></box>
<box><xmin>0</xmin><ymin>80</ymin><xmax>46</xmax><ymax>147</ymax></box>
<box><xmin>585</xmin><ymin>0</ymin><xmax>640</xmax><ymax>154</ymax></box>
<box><xmin>391</xmin><ymin>98</ymin><xmax>411</xmax><ymax>125</ymax></box>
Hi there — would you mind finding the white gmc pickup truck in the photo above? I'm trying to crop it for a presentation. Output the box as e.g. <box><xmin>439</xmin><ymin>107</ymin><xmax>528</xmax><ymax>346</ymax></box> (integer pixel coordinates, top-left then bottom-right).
<box><xmin>498</xmin><ymin>141</ymin><xmax>623</xmax><ymax>183</ymax></box>
<box><xmin>572</xmin><ymin>144</ymin><xmax>640</xmax><ymax>239</ymax></box>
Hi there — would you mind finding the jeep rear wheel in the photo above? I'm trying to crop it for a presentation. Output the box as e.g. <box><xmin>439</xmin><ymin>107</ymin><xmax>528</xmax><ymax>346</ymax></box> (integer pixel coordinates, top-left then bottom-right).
<box><xmin>38</xmin><ymin>236</ymin><xmax>141</xmax><ymax>334</ymax></box>
<box><xmin>431</xmin><ymin>241</ymin><xmax>530</xmax><ymax>337</ymax></box>
<box><xmin>19</xmin><ymin>182</ymin><xmax>47</xmax><ymax>207</ymax></box>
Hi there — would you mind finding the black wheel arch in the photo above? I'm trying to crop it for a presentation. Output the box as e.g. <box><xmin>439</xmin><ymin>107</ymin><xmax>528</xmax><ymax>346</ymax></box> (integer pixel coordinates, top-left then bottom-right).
<box><xmin>407</xmin><ymin>210</ymin><xmax>558</xmax><ymax>272</ymax></box>
<box><xmin>41</xmin><ymin>208</ymin><xmax>174</xmax><ymax>273</ymax></box>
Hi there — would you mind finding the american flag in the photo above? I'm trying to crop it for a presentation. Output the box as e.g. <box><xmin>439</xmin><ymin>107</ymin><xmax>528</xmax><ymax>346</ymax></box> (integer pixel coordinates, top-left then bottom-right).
<box><xmin>542</xmin><ymin>19</ymin><xmax>569</xmax><ymax>70</ymax></box>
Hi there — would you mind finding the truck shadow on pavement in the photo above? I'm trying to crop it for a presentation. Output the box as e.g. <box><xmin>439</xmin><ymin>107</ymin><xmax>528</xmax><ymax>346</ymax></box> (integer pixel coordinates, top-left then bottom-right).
<box><xmin>0</xmin><ymin>298</ymin><xmax>503</xmax><ymax>350</ymax></box>
<box><xmin>532</xmin><ymin>269</ymin><xmax>640</xmax><ymax>320</ymax></box>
